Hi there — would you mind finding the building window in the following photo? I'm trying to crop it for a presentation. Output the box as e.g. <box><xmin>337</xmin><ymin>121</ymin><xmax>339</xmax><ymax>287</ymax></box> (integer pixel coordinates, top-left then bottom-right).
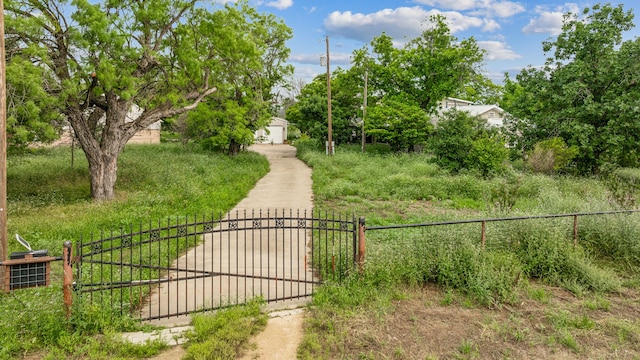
<box><xmin>488</xmin><ymin>111</ymin><xmax>495</xmax><ymax>117</ymax></box>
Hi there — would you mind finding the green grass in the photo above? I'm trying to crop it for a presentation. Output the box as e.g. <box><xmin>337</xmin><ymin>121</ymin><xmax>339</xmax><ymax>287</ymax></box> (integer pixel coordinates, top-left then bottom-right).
<box><xmin>1</xmin><ymin>143</ymin><xmax>269</xmax><ymax>359</ymax></box>
<box><xmin>294</xmin><ymin>141</ymin><xmax>640</xmax><ymax>359</ymax></box>
<box><xmin>4</xmin><ymin>139</ymin><xmax>640</xmax><ymax>359</ymax></box>
<box><xmin>183</xmin><ymin>298</ymin><xmax>268</xmax><ymax>360</ymax></box>
<box><xmin>6</xmin><ymin>144</ymin><xmax>268</xmax><ymax>254</ymax></box>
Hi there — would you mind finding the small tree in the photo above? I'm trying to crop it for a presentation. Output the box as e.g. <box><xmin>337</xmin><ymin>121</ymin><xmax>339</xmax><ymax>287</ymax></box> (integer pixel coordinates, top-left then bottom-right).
<box><xmin>366</xmin><ymin>97</ymin><xmax>433</xmax><ymax>152</ymax></box>
<box><xmin>429</xmin><ymin>110</ymin><xmax>482</xmax><ymax>172</ymax></box>
<box><xmin>430</xmin><ymin>110</ymin><xmax>507</xmax><ymax>175</ymax></box>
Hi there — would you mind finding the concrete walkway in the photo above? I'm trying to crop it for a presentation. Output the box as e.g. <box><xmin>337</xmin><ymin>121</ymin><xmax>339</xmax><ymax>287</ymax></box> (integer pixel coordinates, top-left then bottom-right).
<box><xmin>123</xmin><ymin>144</ymin><xmax>313</xmax><ymax>358</ymax></box>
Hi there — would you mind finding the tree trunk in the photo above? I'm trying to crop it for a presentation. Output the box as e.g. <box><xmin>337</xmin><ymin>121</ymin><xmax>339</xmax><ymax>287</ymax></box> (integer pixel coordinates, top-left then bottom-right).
<box><xmin>70</xmin><ymin>97</ymin><xmax>133</xmax><ymax>201</ymax></box>
<box><xmin>228</xmin><ymin>139</ymin><xmax>241</xmax><ymax>156</ymax></box>
<box><xmin>88</xmin><ymin>151</ymin><xmax>120</xmax><ymax>201</ymax></box>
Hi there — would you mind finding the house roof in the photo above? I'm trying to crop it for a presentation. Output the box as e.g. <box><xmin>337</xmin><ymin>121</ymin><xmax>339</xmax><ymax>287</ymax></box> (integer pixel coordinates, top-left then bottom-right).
<box><xmin>453</xmin><ymin>104</ymin><xmax>504</xmax><ymax>117</ymax></box>
<box><xmin>441</xmin><ymin>97</ymin><xmax>475</xmax><ymax>106</ymax></box>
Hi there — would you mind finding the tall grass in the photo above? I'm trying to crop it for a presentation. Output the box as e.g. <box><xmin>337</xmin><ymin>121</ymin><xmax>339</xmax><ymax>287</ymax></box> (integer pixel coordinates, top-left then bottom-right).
<box><xmin>295</xmin><ymin>141</ymin><xmax>635</xmax><ymax>302</ymax></box>
<box><xmin>6</xmin><ymin>144</ymin><xmax>269</xmax><ymax>254</ymax></box>
<box><xmin>1</xmin><ymin>143</ymin><xmax>269</xmax><ymax>358</ymax></box>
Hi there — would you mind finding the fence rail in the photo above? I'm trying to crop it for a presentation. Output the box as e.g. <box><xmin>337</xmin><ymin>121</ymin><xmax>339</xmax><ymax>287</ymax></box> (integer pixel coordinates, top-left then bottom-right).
<box><xmin>365</xmin><ymin>209</ymin><xmax>640</xmax><ymax>248</ymax></box>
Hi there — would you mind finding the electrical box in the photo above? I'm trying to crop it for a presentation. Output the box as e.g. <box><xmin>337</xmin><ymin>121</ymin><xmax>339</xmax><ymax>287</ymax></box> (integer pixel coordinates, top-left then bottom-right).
<box><xmin>2</xmin><ymin>251</ymin><xmax>55</xmax><ymax>291</ymax></box>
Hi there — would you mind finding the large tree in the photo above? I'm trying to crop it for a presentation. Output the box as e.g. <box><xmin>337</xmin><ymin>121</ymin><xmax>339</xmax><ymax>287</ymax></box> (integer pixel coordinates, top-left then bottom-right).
<box><xmin>286</xmin><ymin>69</ymin><xmax>363</xmax><ymax>145</ymax></box>
<box><xmin>5</xmin><ymin>0</ymin><xmax>268</xmax><ymax>200</ymax></box>
<box><xmin>350</xmin><ymin>15</ymin><xmax>485</xmax><ymax>150</ymax></box>
<box><xmin>184</xmin><ymin>4</ymin><xmax>293</xmax><ymax>155</ymax></box>
<box><xmin>503</xmin><ymin>3</ymin><xmax>640</xmax><ymax>173</ymax></box>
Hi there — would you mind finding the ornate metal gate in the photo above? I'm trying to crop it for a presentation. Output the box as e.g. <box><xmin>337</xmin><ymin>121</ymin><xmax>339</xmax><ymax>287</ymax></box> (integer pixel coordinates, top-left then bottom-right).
<box><xmin>74</xmin><ymin>209</ymin><xmax>357</xmax><ymax>321</ymax></box>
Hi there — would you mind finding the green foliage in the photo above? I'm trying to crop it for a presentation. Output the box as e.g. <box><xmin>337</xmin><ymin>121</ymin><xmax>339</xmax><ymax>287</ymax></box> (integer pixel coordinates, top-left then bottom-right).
<box><xmin>489</xmin><ymin>174</ymin><xmax>523</xmax><ymax>211</ymax></box>
<box><xmin>184</xmin><ymin>299</ymin><xmax>268</xmax><ymax>360</ymax></box>
<box><xmin>352</xmin><ymin>15</ymin><xmax>484</xmax><ymax>113</ymax></box>
<box><xmin>578</xmin><ymin>213</ymin><xmax>640</xmax><ymax>269</ymax></box>
<box><xmin>183</xmin><ymin>3</ymin><xmax>293</xmax><ymax>155</ymax></box>
<box><xmin>429</xmin><ymin>110</ymin><xmax>506</xmax><ymax>175</ymax></box>
<box><xmin>502</xmin><ymin>3</ymin><xmax>640</xmax><ymax>174</ymax></box>
<box><xmin>6</xmin><ymin>56</ymin><xmax>63</xmax><ymax>149</ymax></box>
<box><xmin>468</xmin><ymin>134</ymin><xmax>509</xmax><ymax>177</ymax></box>
<box><xmin>5</xmin><ymin>0</ymin><xmax>291</xmax><ymax>200</ymax></box>
<box><xmin>187</xmin><ymin>99</ymin><xmax>260</xmax><ymax>155</ymax></box>
<box><xmin>527</xmin><ymin>138</ymin><xmax>578</xmax><ymax>174</ymax></box>
<box><xmin>365</xmin><ymin>97</ymin><xmax>433</xmax><ymax>152</ymax></box>
<box><xmin>286</xmin><ymin>69</ymin><xmax>363</xmax><ymax>145</ymax></box>
<box><xmin>429</xmin><ymin>110</ymin><xmax>482</xmax><ymax>172</ymax></box>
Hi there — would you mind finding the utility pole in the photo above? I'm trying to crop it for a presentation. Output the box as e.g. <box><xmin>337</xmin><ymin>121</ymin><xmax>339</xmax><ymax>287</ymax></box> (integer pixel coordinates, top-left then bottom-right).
<box><xmin>325</xmin><ymin>36</ymin><xmax>333</xmax><ymax>155</ymax></box>
<box><xmin>361</xmin><ymin>70</ymin><xmax>367</xmax><ymax>153</ymax></box>
<box><xmin>0</xmin><ymin>0</ymin><xmax>8</xmax><ymax>278</ymax></box>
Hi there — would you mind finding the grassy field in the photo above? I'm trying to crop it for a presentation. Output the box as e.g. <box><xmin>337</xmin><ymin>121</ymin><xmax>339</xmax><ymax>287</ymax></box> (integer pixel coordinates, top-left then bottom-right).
<box><xmin>294</xmin><ymin>140</ymin><xmax>640</xmax><ymax>359</ymax></box>
<box><xmin>0</xmin><ymin>143</ymin><xmax>269</xmax><ymax>359</ymax></box>
<box><xmin>3</xmin><ymin>140</ymin><xmax>640</xmax><ymax>359</ymax></box>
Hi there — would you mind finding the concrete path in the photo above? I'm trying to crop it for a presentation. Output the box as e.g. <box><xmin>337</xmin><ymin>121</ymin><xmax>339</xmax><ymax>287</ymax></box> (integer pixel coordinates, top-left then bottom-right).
<box><xmin>126</xmin><ymin>144</ymin><xmax>313</xmax><ymax>358</ymax></box>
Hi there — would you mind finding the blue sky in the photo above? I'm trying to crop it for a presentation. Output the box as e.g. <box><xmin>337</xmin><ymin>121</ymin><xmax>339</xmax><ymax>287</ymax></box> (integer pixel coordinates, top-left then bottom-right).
<box><xmin>238</xmin><ymin>0</ymin><xmax>640</xmax><ymax>87</ymax></box>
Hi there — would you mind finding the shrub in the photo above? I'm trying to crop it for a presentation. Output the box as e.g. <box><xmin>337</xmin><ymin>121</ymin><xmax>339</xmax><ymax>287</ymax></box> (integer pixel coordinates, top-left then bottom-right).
<box><xmin>526</xmin><ymin>138</ymin><xmax>578</xmax><ymax>174</ymax></box>
<box><xmin>466</xmin><ymin>135</ymin><xmax>509</xmax><ymax>177</ymax></box>
<box><xmin>429</xmin><ymin>110</ymin><xmax>484</xmax><ymax>173</ymax></box>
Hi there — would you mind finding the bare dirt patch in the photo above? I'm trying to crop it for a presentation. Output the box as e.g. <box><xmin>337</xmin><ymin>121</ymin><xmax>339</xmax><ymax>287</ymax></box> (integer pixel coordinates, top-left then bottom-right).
<box><xmin>303</xmin><ymin>284</ymin><xmax>640</xmax><ymax>359</ymax></box>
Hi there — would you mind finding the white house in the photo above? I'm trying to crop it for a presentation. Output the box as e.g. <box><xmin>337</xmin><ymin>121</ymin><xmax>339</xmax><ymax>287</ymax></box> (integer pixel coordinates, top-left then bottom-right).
<box><xmin>434</xmin><ymin>97</ymin><xmax>506</xmax><ymax>127</ymax></box>
<box><xmin>254</xmin><ymin>117</ymin><xmax>288</xmax><ymax>144</ymax></box>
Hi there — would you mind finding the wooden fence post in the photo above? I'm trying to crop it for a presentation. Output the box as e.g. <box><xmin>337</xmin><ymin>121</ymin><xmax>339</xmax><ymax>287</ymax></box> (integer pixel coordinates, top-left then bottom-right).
<box><xmin>481</xmin><ymin>221</ymin><xmax>486</xmax><ymax>249</ymax></box>
<box><xmin>573</xmin><ymin>215</ymin><xmax>578</xmax><ymax>247</ymax></box>
<box><xmin>358</xmin><ymin>217</ymin><xmax>366</xmax><ymax>274</ymax></box>
<box><xmin>63</xmin><ymin>241</ymin><xmax>73</xmax><ymax>318</ymax></box>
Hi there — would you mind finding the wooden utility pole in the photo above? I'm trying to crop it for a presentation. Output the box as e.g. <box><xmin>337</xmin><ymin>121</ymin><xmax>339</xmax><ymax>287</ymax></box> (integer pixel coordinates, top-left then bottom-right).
<box><xmin>0</xmin><ymin>0</ymin><xmax>8</xmax><ymax>277</ymax></box>
<box><xmin>325</xmin><ymin>36</ymin><xmax>333</xmax><ymax>155</ymax></box>
<box><xmin>361</xmin><ymin>70</ymin><xmax>367</xmax><ymax>153</ymax></box>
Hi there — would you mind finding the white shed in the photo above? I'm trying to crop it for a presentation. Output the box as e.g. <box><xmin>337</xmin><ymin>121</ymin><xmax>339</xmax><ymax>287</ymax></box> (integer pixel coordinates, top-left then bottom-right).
<box><xmin>255</xmin><ymin>117</ymin><xmax>288</xmax><ymax>144</ymax></box>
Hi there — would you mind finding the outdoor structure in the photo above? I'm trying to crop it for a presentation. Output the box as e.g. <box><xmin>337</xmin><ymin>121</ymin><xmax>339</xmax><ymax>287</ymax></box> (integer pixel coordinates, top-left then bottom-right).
<box><xmin>255</xmin><ymin>117</ymin><xmax>288</xmax><ymax>144</ymax></box>
<box><xmin>55</xmin><ymin>104</ymin><xmax>161</xmax><ymax>146</ymax></box>
<box><xmin>434</xmin><ymin>97</ymin><xmax>506</xmax><ymax>127</ymax></box>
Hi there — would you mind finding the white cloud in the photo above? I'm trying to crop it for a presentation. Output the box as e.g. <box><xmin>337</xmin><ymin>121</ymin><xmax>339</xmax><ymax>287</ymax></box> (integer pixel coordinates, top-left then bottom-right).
<box><xmin>293</xmin><ymin>66</ymin><xmax>324</xmax><ymax>83</ymax></box>
<box><xmin>265</xmin><ymin>0</ymin><xmax>293</xmax><ymax>10</ymax></box>
<box><xmin>478</xmin><ymin>40</ymin><xmax>521</xmax><ymax>60</ymax></box>
<box><xmin>482</xmin><ymin>18</ymin><xmax>500</xmax><ymax>32</ymax></box>
<box><xmin>522</xmin><ymin>4</ymin><xmax>580</xmax><ymax>36</ymax></box>
<box><xmin>289</xmin><ymin>52</ymin><xmax>352</xmax><ymax>66</ymax></box>
<box><xmin>323</xmin><ymin>6</ymin><xmax>497</xmax><ymax>46</ymax></box>
<box><xmin>413</xmin><ymin>0</ymin><xmax>525</xmax><ymax>18</ymax></box>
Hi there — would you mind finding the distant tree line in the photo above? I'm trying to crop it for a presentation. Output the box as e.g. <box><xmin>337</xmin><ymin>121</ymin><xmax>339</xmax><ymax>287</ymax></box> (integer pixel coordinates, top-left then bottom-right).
<box><xmin>287</xmin><ymin>3</ymin><xmax>640</xmax><ymax>177</ymax></box>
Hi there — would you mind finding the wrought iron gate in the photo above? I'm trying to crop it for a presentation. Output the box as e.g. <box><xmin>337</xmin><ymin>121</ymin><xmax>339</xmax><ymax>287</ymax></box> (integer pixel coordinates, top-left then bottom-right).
<box><xmin>75</xmin><ymin>209</ymin><xmax>357</xmax><ymax>321</ymax></box>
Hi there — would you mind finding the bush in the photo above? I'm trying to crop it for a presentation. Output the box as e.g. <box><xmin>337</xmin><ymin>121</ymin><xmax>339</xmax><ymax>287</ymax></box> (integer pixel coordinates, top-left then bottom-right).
<box><xmin>526</xmin><ymin>138</ymin><xmax>578</xmax><ymax>174</ymax></box>
<box><xmin>467</xmin><ymin>135</ymin><xmax>509</xmax><ymax>177</ymax></box>
<box><xmin>429</xmin><ymin>110</ymin><xmax>483</xmax><ymax>172</ymax></box>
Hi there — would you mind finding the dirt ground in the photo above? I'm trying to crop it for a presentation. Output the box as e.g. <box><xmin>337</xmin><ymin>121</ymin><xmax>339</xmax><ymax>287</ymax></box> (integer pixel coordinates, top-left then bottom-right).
<box><xmin>301</xmin><ymin>283</ymin><xmax>640</xmax><ymax>359</ymax></box>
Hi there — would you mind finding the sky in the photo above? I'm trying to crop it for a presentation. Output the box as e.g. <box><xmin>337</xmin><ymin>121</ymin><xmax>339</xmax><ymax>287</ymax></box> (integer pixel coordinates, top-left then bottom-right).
<box><xmin>236</xmin><ymin>0</ymin><xmax>640</xmax><ymax>90</ymax></box>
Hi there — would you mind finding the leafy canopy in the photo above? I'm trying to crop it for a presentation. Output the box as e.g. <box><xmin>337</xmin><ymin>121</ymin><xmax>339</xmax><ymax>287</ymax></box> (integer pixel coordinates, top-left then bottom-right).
<box><xmin>502</xmin><ymin>3</ymin><xmax>640</xmax><ymax>174</ymax></box>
